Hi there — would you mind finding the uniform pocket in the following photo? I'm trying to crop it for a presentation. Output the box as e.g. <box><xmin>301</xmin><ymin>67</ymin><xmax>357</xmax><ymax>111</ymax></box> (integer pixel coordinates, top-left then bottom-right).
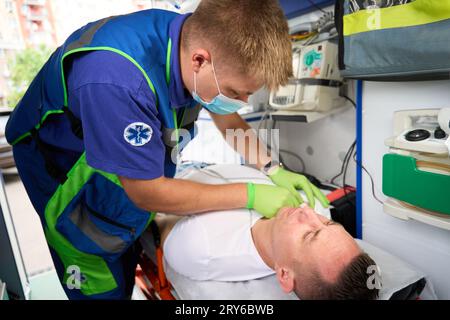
<box><xmin>56</xmin><ymin>172</ymin><xmax>150</xmax><ymax>262</ymax></box>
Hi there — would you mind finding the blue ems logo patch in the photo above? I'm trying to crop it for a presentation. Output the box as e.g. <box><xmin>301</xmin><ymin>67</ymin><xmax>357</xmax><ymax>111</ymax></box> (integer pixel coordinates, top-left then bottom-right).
<box><xmin>124</xmin><ymin>122</ymin><xmax>153</xmax><ymax>147</ymax></box>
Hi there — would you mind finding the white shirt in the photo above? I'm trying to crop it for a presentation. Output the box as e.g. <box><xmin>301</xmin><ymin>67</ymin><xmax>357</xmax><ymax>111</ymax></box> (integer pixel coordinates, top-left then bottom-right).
<box><xmin>163</xmin><ymin>207</ymin><xmax>274</xmax><ymax>282</ymax></box>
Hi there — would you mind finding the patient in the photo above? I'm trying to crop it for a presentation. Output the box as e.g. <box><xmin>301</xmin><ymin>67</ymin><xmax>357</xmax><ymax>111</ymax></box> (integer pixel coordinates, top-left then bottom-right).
<box><xmin>156</xmin><ymin>204</ymin><xmax>379</xmax><ymax>300</ymax></box>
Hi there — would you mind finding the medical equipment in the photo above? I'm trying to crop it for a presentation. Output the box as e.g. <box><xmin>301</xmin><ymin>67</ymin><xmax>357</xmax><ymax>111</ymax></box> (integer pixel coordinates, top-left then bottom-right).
<box><xmin>385</xmin><ymin>109</ymin><xmax>450</xmax><ymax>155</ymax></box>
<box><xmin>383</xmin><ymin>109</ymin><xmax>450</xmax><ymax>230</ymax></box>
<box><xmin>269</xmin><ymin>41</ymin><xmax>345</xmax><ymax>113</ymax></box>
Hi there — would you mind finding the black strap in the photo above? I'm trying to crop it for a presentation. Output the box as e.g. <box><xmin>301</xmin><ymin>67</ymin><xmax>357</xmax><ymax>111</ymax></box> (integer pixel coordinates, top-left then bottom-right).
<box><xmin>17</xmin><ymin>108</ymin><xmax>81</xmax><ymax>184</ymax></box>
<box><xmin>64</xmin><ymin>107</ymin><xmax>83</xmax><ymax>140</ymax></box>
<box><xmin>335</xmin><ymin>0</ymin><xmax>346</xmax><ymax>71</ymax></box>
<box><xmin>181</xmin><ymin>121</ymin><xmax>196</xmax><ymax>133</ymax></box>
<box><xmin>30</xmin><ymin>128</ymin><xmax>68</xmax><ymax>184</ymax></box>
<box><xmin>149</xmin><ymin>220</ymin><xmax>161</xmax><ymax>248</ymax></box>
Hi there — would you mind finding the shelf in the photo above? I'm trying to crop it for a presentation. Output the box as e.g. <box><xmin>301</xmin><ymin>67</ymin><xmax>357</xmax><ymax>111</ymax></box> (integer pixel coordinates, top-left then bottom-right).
<box><xmin>383</xmin><ymin>198</ymin><xmax>450</xmax><ymax>231</ymax></box>
<box><xmin>270</xmin><ymin>105</ymin><xmax>351</xmax><ymax>123</ymax></box>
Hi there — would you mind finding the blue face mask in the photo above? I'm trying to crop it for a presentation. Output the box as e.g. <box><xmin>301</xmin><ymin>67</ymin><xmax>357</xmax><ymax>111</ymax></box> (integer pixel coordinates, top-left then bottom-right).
<box><xmin>192</xmin><ymin>59</ymin><xmax>250</xmax><ymax>115</ymax></box>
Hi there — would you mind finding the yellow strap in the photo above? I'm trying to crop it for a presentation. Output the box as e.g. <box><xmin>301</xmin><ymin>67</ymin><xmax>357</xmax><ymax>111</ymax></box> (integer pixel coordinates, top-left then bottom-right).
<box><xmin>344</xmin><ymin>0</ymin><xmax>450</xmax><ymax>36</ymax></box>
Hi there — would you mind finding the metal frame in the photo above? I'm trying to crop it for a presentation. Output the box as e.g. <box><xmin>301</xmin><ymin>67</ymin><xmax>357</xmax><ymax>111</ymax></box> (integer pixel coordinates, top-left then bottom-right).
<box><xmin>0</xmin><ymin>170</ymin><xmax>30</xmax><ymax>299</ymax></box>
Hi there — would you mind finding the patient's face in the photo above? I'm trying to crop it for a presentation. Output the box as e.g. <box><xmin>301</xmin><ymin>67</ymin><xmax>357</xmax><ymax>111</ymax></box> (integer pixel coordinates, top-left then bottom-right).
<box><xmin>271</xmin><ymin>206</ymin><xmax>361</xmax><ymax>284</ymax></box>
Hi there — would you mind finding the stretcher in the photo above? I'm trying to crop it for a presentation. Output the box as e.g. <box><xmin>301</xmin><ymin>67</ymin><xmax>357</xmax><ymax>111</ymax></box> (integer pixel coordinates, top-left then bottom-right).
<box><xmin>135</xmin><ymin>221</ymin><xmax>176</xmax><ymax>300</ymax></box>
<box><xmin>135</xmin><ymin>219</ymin><xmax>436</xmax><ymax>300</ymax></box>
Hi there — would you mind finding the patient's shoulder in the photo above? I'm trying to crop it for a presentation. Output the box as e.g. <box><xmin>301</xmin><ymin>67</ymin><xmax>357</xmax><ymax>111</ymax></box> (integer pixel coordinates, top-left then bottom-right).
<box><xmin>163</xmin><ymin>216</ymin><xmax>212</xmax><ymax>281</ymax></box>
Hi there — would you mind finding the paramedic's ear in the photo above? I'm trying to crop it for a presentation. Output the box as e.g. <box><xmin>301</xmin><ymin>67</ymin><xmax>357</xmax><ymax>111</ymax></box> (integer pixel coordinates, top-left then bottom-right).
<box><xmin>191</xmin><ymin>49</ymin><xmax>211</xmax><ymax>73</ymax></box>
<box><xmin>275</xmin><ymin>266</ymin><xmax>295</xmax><ymax>293</ymax></box>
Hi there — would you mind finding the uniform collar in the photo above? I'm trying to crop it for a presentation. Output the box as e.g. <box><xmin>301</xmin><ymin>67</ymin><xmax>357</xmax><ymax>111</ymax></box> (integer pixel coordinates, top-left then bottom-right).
<box><xmin>168</xmin><ymin>13</ymin><xmax>193</xmax><ymax>109</ymax></box>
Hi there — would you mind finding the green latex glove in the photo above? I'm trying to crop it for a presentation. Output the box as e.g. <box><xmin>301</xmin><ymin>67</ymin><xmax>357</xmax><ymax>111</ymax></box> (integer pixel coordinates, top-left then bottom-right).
<box><xmin>268</xmin><ymin>167</ymin><xmax>330</xmax><ymax>208</ymax></box>
<box><xmin>246</xmin><ymin>183</ymin><xmax>301</xmax><ymax>219</ymax></box>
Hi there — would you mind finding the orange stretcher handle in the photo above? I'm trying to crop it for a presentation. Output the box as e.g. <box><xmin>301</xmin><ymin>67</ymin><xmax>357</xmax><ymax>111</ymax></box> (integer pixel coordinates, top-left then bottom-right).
<box><xmin>156</xmin><ymin>247</ymin><xmax>167</xmax><ymax>289</ymax></box>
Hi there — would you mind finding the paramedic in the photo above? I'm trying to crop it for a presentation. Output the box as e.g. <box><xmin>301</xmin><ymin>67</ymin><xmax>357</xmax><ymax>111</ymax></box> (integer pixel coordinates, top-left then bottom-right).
<box><xmin>6</xmin><ymin>0</ymin><xmax>328</xmax><ymax>300</ymax></box>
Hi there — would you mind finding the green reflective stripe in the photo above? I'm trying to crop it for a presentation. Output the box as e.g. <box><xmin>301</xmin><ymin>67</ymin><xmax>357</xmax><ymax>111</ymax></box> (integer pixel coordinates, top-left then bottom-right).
<box><xmin>167</xmin><ymin>38</ymin><xmax>177</xmax><ymax>137</ymax></box>
<box><xmin>11</xmin><ymin>110</ymin><xmax>65</xmax><ymax>146</ymax></box>
<box><xmin>61</xmin><ymin>47</ymin><xmax>157</xmax><ymax>107</ymax></box>
<box><xmin>145</xmin><ymin>212</ymin><xmax>157</xmax><ymax>230</ymax></box>
<box><xmin>166</xmin><ymin>38</ymin><xmax>172</xmax><ymax>84</ymax></box>
<box><xmin>167</xmin><ymin>38</ymin><xmax>183</xmax><ymax>155</ymax></box>
<box><xmin>172</xmin><ymin>110</ymin><xmax>180</xmax><ymax>155</ymax></box>
<box><xmin>45</xmin><ymin>153</ymin><xmax>119</xmax><ymax>295</ymax></box>
<box><xmin>343</xmin><ymin>0</ymin><xmax>450</xmax><ymax>36</ymax></box>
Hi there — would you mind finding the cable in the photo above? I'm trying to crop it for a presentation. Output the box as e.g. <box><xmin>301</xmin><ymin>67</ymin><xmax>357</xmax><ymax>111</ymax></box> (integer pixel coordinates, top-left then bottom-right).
<box><xmin>307</xmin><ymin>0</ymin><xmax>327</xmax><ymax>13</ymax></box>
<box><xmin>330</xmin><ymin>140</ymin><xmax>356</xmax><ymax>185</ymax></box>
<box><xmin>257</xmin><ymin>110</ymin><xmax>307</xmax><ymax>174</ymax></box>
<box><xmin>349</xmin><ymin>0</ymin><xmax>361</xmax><ymax>13</ymax></box>
<box><xmin>342</xmin><ymin>143</ymin><xmax>357</xmax><ymax>208</ymax></box>
<box><xmin>325</xmin><ymin>99</ymin><xmax>382</xmax><ymax>206</ymax></box>
<box><xmin>341</xmin><ymin>95</ymin><xmax>357</xmax><ymax>108</ymax></box>
<box><xmin>335</xmin><ymin>94</ymin><xmax>383</xmax><ymax>205</ymax></box>
<box><xmin>291</xmin><ymin>32</ymin><xmax>316</xmax><ymax>41</ymax></box>
<box><xmin>329</xmin><ymin>94</ymin><xmax>357</xmax><ymax>186</ymax></box>
<box><xmin>279</xmin><ymin>149</ymin><xmax>306</xmax><ymax>173</ymax></box>
<box><xmin>352</xmin><ymin>152</ymin><xmax>384</xmax><ymax>205</ymax></box>
<box><xmin>303</xmin><ymin>33</ymin><xmax>319</xmax><ymax>46</ymax></box>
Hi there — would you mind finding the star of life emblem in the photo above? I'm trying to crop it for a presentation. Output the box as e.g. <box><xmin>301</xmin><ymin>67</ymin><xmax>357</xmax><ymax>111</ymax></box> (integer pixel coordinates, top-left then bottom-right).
<box><xmin>124</xmin><ymin>122</ymin><xmax>153</xmax><ymax>147</ymax></box>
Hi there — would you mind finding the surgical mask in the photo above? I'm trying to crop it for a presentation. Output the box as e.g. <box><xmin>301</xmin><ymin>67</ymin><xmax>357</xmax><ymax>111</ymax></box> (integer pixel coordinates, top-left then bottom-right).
<box><xmin>192</xmin><ymin>59</ymin><xmax>250</xmax><ymax>115</ymax></box>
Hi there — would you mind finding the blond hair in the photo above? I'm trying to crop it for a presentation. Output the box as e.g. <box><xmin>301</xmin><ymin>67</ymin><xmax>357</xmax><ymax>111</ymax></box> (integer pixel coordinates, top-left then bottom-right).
<box><xmin>182</xmin><ymin>0</ymin><xmax>293</xmax><ymax>90</ymax></box>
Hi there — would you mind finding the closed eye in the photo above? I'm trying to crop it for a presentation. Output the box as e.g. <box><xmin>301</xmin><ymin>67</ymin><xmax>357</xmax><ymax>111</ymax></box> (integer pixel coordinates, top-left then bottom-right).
<box><xmin>326</xmin><ymin>220</ymin><xmax>343</xmax><ymax>227</ymax></box>
<box><xmin>303</xmin><ymin>221</ymin><xmax>342</xmax><ymax>242</ymax></box>
<box><xmin>302</xmin><ymin>230</ymin><xmax>314</xmax><ymax>241</ymax></box>
<box><xmin>227</xmin><ymin>88</ymin><xmax>239</xmax><ymax>98</ymax></box>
